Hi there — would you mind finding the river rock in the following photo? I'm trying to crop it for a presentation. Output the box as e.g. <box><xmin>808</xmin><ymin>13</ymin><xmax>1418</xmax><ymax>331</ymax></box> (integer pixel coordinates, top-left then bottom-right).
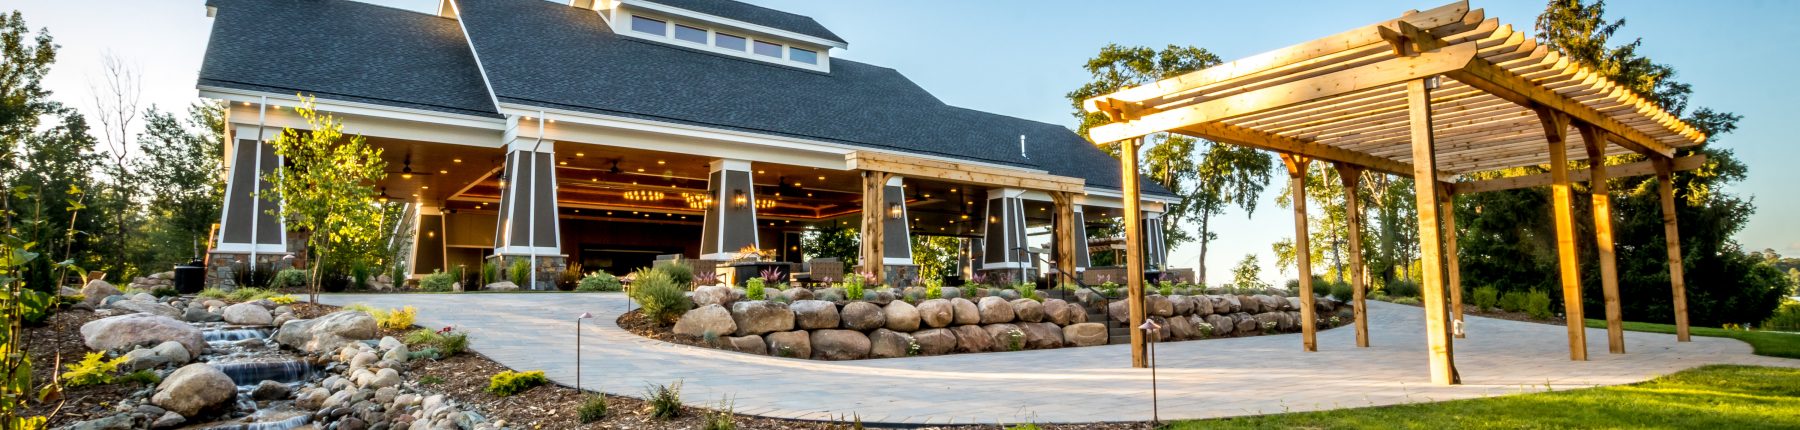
<box><xmin>882</xmin><ymin>301</ymin><xmax>920</xmax><ymax>332</ymax></box>
<box><xmin>982</xmin><ymin>323</ymin><xmax>1025</xmax><ymax>351</ymax></box>
<box><xmin>839</xmin><ymin>302</ymin><xmax>885</xmax><ymax>331</ymax></box>
<box><xmin>252</xmin><ymin>380</ymin><xmax>293</xmax><ymax>401</ymax></box>
<box><xmin>1019</xmin><ymin>322</ymin><xmax>1063</xmax><ymax>349</ymax></box>
<box><xmin>915</xmin><ymin>299</ymin><xmax>953</xmax><ymax>328</ymax></box>
<box><xmin>723</xmin><ymin>335</ymin><xmax>767</xmax><ymax>355</ymax></box>
<box><xmin>67</xmin><ymin>414</ymin><xmax>134</xmax><ymax>430</ymax></box>
<box><xmin>484</xmin><ymin>281</ymin><xmax>519</xmax><ymax>291</ymax></box>
<box><xmin>367</xmin><ymin>368</ymin><xmax>401</xmax><ymax>389</ymax></box>
<box><xmin>867</xmin><ymin>329</ymin><xmax>914</xmax><ymax>358</ymax></box>
<box><xmin>221</xmin><ymin>302</ymin><xmax>273</xmax><ymax>325</ymax></box>
<box><xmin>81</xmin><ymin>313</ymin><xmax>206</xmax><ymax>356</ymax></box>
<box><xmin>152</xmin><ymin>363</ymin><xmax>235</xmax><ymax>417</ymax></box>
<box><xmin>151</xmin><ymin>411</ymin><xmax>184</xmax><ymax>429</ymax></box>
<box><xmin>81</xmin><ymin>280</ymin><xmax>121</xmax><ymax>307</ymax></box>
<box><xmin>728</xmin><ymin>301</ymin><xmax>793</xmax><ymax>336</ymax></box>
<box><xmin>949</xmin><ymin>324</ymin><xmax>994</xmax><ymax>353</ymax></box>
<box><xmin>273</xmin><ymin>311</ymin><xmax>378</xmax><ymax>353</ymax></box>
<box><xmin>107</xmin><ymin>300</ymin><xmax>183</xmax><ymax>319</ymax></box>
<box><xmin>181</xmin><ymin>308</ymin><xmax>221</xmax><ymax>323</ymax></box>
<box><xmin>673</xmin><ymin>304</ymin><xmax>737</xmax><ymax>338</ymax></box>
<box><xmin>764</xmin><ymin>330</ymin><xmax>811</xmax><ymax>359</ymax></box>
<box><xmin>789</xmin><ymin>300</ymin><xmax>840</xmax><ymax>330</ymax></box>
<box><xmin>1063</xmin><ymin>323</ymin><xmax>1108</xmax><ymax>347</ymax></box>
<box><xmin>977</xmin><ymin>297</ymin><xmax>1014</xmax><ymax>324</ymax></box>
<box><xmin>122</xmin><ymin>341</ymin><xmax>191</xmax><ymax>372</ymax></box>
<box><xmin>808</xmin><ymin>330</ymin><xmax>870</xmax><ymax>360</ymax></box>
<box><xmin>296</xmin><ymin>387</ymin><xmax>329</xmax><ymax>410</ymax></box>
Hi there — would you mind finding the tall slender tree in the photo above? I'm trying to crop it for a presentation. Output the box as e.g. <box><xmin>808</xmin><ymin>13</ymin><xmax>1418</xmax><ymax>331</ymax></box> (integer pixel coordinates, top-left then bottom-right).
<box><xmin>265</xmin><ymin>96</ymin><xmax>388</xmax><ymax>303</ymax></box>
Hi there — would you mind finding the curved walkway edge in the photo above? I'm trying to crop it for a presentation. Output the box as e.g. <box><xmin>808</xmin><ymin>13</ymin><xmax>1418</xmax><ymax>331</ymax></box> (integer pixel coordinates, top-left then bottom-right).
<box><xmin>319</xmin><ymin>293</ymin><xmax>1799</xmax><ymax>425</ymax></box>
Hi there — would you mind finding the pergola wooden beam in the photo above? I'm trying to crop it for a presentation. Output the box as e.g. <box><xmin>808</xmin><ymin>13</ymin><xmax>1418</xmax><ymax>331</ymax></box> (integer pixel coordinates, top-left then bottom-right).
<box><xmin>1446</xmin><ymin>58</ymin><xmax>1678</xmax><ymax>158</ymax></box>
<box><xmin>846</xmin><ymin>151</ymin><xmax>1084</xmax><ymax>194</ymax></box>
<box><xmin>1452</xmin><ymin>154</ymin><xmax>1706</xmax><ymax>193</ymax></box>
<box><xmin>859</xmin><ymin>171</ymin><xmax>893</xmax><ymax>283</ymax></box>
<box><xmin>1174</xmin><ymin>122</ymin><xmax>1449</xmax><ymax>181</ymax></box>
<box><xmin>1336</xmin><ymin>163</ymin><xmax>1371</xmax><ymax>348</ymax></box>
<box><xmin>1408</xmin><ymin>77</ymin><xmax>1458</xmax><ymax>385</ymax></box>
<box><xmin>1281</xmin><ymin>154</ymin><xmax>1318</xmax><ymax>353</ymax></box>
<box><xmin>1537</xmin><ymin>106</ymin><xmax>1589</xmax><ymax>361</ymax></box>
<box><xmin>1580</xmin><ymin>123</ymin><xmax>1626</xmax><ymax>354</ymax></box>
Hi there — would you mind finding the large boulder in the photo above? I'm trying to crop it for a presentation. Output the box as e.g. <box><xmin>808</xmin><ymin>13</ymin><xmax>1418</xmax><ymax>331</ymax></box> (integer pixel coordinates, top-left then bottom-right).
<box><xmin>949</xmin><ymin>325</ymin><xmax>994</xmax><ymax>353</ymax></box>
<box><xmin>1062</xmin><ymin>323</ymin><xmax>1108</xmax><ymax>347</ymax></box>
<box><xmin>1146</xmin><ymin>295</ymin><xmax>1174</xmax><ymax>317</ymax></box>
<box><xmin>868</xmin><ymin>329</ymin><xmax>915</xmax><ymax>358</ymax></box>
<box><xmin>781</xmin><ymin>288</ymin><xmax>815</xmax><ymax>302</ymax></box>
<box><xmin>882</xmin><ymin>301</ymin><xmax>921</xmax><ymax>332</ymax></box>
<box><xmin>1041</xmin><ymin>299</ymin><xmax>1074</xmax><ymax>326</ymax></box>
<box><xmin>691</xmin><ymin>285</ymin><xmax>734</xmax><ymax>308</ymax></box>
<box><xmin>911</xmin><ymin>328</ymin><xmax>957</xmax><ymax>356</ymax></box>
<box><xmin>809</xmin><ymin>330</ymin><xmax>870</xmax><ymax>360</ymax></box>
<box><xmin>1108</xmin><ymin>300</ymin><xmax>1129</xmax><ymax>323</ymax></box>
<box><xmin>484</xmin><ymin>281</ymin><xmax>520</xmax><ymax>291</ymax></box>
<box><xmin>272</xmin><ymin>311</ymin><xmax>378</xmax><ymax>353</ymax></box>
<box><xmin>977</xmin><ymin>297</ymin><xmax>1015</xmax><ymax>324</ymax></box>
<box><xmin>152</xmin><ymin>364</ymin><xmax>234</xmax><ymax>417</ymax></box>
<box><xmin>915</xmin><ymin>299</ymin><xmax>954</xmax><ymax>328</ymax></box>
<box><xmin>728</xmin><ymin>301</ymin><xmax>794</xmax><ymax>336</ymax></box>
<box><xmin>672</xmin><ymin>304</ymin><xmax>738</xmax><ymax>338</ymax></box>
<box><xmin>1216</xmin><ymin>295</ymin><xmax>1240</xmax><ymax>313</ymax></box>
<box><xmin>107</xmin><ymin>300</ymin><xmax>183</xmax><ymax>320</ymax></box>
<box><xmin>1165</xmin><ymin>313</ymin><xmax>1196</xmax><ymax>340</ymax></box>
<box><xmin>839</xmin><ymin>302</ymin><xmax>885</xmax><ymax>331</ymax></box>
<box><xmin>81</xmin><ymin>280</ymin><xmax>121</xmax><ymax>307</ymax></box>
<box><xmin>1254</xmin><ymin>312</ymin><xmax>1283</xmax><ymax>332</ymax></box>
<box><xmin>723</xmin><ymin>335</ymin><xmax>767</xmax><ymax>355</ymax></box>
<box><xmin>1019</xmin><ymin>322</ymin><xmax>1063</xmax><ymax>349</ymax></box>
<box><xmin>789</xmin><ymin>300</ymin><xmax>840</xmax><ymax>330</ymax></box>
<box><xmin>948</xmin><ymin>298</ymin><xmax>981</xmax><ymax>325</ymax></box>
<box><xmin>1232</xmin><ymin>313</ymin><xmax>1260</xmax><ymax>335</ymax></box>
<box><xmin>221</xmin><ymin>303</ymin><xmax>273</xmax><ymax>326</ymax></box>
<box><xmin>1255</xmin><ymin>295</ymin><xmax>1285</xmax><ymax>312</ymax></box>
<box><xmin>982</xmin><ymin>323</ymin><xmax>1025</xmax><ymax>351</ymax></box>
<box><xmin>1010</xmin><ymin>299</ymin><xmax>1045</xmax><ymax>323</ymax></box>
<box><xmin>764</xmin><ymin>330</ymin><xmax>811</xmax><ymax>359</ymax></box>
<box><xmin>1206</xmin><ymin>314</ymin><xmax>1234</xmax><ymax>336</ymax></box>
<box><xmin>1238</xmin><ymin>295</ymin><xmax>1262</xmax><ymax>313</ymax></box>
<box><xmin>81</xmin><ymin>313</ymin><xmax>205</xmax><ymax>356</ymax></box>
<box><xmin>121</xmin><ymin>341</ymin><xmax>192</xmax><ymax>372</ymax></box>
<box><xmin>1193</xmin><ymin>295</ymin><xmax>1214</xmax><ymax>316</ymax></box>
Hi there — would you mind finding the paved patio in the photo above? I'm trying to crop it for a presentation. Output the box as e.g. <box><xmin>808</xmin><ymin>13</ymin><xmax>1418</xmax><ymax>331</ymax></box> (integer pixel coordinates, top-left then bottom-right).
<box><xmin>319</xmin><ymin>293</ymin><xmax>1798</xmax><ymax>425</ymax></box>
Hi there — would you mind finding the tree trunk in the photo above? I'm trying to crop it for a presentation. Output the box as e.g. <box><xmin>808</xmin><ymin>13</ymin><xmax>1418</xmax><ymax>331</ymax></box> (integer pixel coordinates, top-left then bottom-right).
<box><xmin>1197</xmin><ymin>212</ymin><xmax>1212</xmax><ymax>285</ymax></box>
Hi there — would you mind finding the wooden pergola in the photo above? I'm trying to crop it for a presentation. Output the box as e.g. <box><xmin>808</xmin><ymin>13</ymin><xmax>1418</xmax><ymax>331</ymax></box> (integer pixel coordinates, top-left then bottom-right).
<box><xmin>1083</xmin><ymin>1</ymin><xmax>1706</xmax><ymax>385</ymax></box>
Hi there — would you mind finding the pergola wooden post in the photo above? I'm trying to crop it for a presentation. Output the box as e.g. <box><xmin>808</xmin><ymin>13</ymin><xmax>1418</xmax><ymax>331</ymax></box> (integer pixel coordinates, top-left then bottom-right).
<box><xmin>859</xmin><ymin>171</ymin><xmax>892</xmax><ymax>283</ymax></box>
<box><xmin>1579</xmin><ymin>123</ymin><xmax>1626</xmax><ymax>354</ymax></box>
<box><xmin>1050</xmin><ymin>192</ymin><xmax>1080</xmax><ymax>283</ymax></box>
<box><xmin>1654</xmin><ymin>159</ymin><xmax>1691</xmax><ymax>341</ymax></box>
<box><xmin>1120</xmin><ymin>138</ymin><xmax>1150</xmax><ymax>368</ymax></box>
<box><xmin>1408</xmin><ymin>77</ymin><xmax>1458</xmax><ymax>385</ymax></box>
<box><xmin>1282</xmin><ymin>154</ymin><xmax>1318</xmax><ymax>352</ymax></box>
<box><xmin>1437</xmin><ymin>183</ymin><xmax>1464</xmax><ymax>338</ymax></box>
<box><xmin>1335</xmin><ymin>163</ymin><xmax>1370</xmax><ymax>348</ymax></box>
<box><xmin>1536</xmin><ymin>107</ymin><xmax>1588</xmax><ymax>361</ymax></box>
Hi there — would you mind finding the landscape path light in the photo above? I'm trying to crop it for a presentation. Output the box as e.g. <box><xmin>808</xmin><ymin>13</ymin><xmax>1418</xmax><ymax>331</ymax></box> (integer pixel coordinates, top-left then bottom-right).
<box><xmin>1139</xmin><ymin>318</ymin><xmax>1162</xmax><ymax>425</ymax></box>
<box><xmin>577</xmin><ymin>312</ymin><xmax>593</xmax><ymax>392</ymax></box>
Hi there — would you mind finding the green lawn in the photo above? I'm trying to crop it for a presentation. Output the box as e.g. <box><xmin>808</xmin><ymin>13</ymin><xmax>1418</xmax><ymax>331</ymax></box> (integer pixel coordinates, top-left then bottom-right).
<box><xmin>1165</xmin><ymin>365</ymin><xmax>1800</xmax><ymax>429</ymax></box>
<box><xmin>1584</xmin><ymin>319</ymin><xmax>1800</xmax><ymax>359</ymax></box>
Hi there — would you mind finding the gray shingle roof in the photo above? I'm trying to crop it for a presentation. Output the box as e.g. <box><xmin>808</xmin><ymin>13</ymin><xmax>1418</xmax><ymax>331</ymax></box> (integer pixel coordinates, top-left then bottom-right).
<box><xmin>198</xmin><ymin>0</ymin><xmax>499</xmax><ymax>118</ymax></box>
<box><xmin>636</xmin><ymin>0</ymin><xmax>846</xmax><ymax>45</ymax></box>
<box><xmin>196</xmin><ymin>0</ymin><xmax>1172</xmax><ymax>198</ymax></box>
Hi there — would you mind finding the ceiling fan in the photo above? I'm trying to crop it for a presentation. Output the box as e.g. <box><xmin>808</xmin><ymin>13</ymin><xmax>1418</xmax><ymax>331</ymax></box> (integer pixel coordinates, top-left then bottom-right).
<box><xmin>390</xmin><ymin>155</ymin><xmax>435</xmax><ymax>179</ymax></box>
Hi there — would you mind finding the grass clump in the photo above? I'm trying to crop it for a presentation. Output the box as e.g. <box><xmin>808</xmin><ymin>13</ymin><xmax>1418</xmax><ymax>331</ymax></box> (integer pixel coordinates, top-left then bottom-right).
<box><xmin>420</xmin><ymin>270</ymin><xmax>456</xmax><ymax>292</ymax></box>
<box><xmin>578</xmin><ymin>394</ymin><xmax>609</xmax><ymax>423</ymax></box>
<box><xmin>1471</xmin><ymin>285</ymin><xmax>1499</xmax><ymax>312</ymax></box>
<box><xmin>485</xmin><ymin>370</ymin><xmax>547</xmax><ymax>397</ymax></box>
<box><xmin>118</xmin><ymin>369</ymin><xmax>160</xmax><ymax>386</ymax></box>
<box><xmin>403</xmin><ymin>326</ymin><xmax>470</xmax><ymax>358</ymax></box>
<box><xmin>509</xmin><ymin>260</ymin><xmax>531</xmax><ymax>287</ymax></box>
<box><xmin>631</xmin><ymin>269</ymin><xmax>690</xmax><ymax>326</ymax></box>
<box><xmin>645</xmin><ymin>381</ymin><xmax>683</xmax><ymax>420</ymax></box>
<box><xmin>703</xmin><ymin>397</ymin><xmax>736</xmax><ymax>430</ymax></box>
<box><xmin>60</xmin><ymin>352</ymin><xmax>127</xmax><ymax>387</ymax></box>
<box><xmin>577</xmin><ymin>271</ymin><xmax>622</xmax><ymax>292</ymax></box>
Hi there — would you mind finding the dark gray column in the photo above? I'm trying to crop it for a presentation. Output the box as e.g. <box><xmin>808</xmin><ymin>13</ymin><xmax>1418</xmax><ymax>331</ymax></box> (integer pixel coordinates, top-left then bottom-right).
<box><xmin>1142</xmin><ymin>211</ymin><xmax>1167</xmax><ymax>271</ymax></box>
<box><xmin>700</xmin><ymin>159</ymin><xmax>759</xmax><ymax>260</ymax></box>
<box><xmin>215</xmin><ymin>125</ymin><xmax>288</xmax><ymax>257</ymax></box>
<box><xmin>411</xmin><ymin>205</ymin><xmax>447</xmax><ymax>276</ymax></box>
<box><xmin>1072</xmin><ymin>204</ymin><xmax>1093</xmax><ymax>269</ymax></box>
<box><xmin>491</xmin><ymin>119</ymin><xmax>564</xmax><ymax>290</ymax></box>
<box><xmin>980</xmin><ymin>188</ymin><xmax>1028</xmax><ymax>273</ymax></box>
<box><xmin>881</xmin><ymin>176</ymin><xmax>913</xmax><ymax>266</ymax></box>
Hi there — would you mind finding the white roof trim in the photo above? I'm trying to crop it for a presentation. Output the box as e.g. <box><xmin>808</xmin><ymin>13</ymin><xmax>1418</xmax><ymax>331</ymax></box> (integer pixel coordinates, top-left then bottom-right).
<box><xmin>199</xmin><ymin>86</ymin><xmax>505</xmax><ymax>130</ymax></box>
<box><xmin>619</xmin><ymin>0</ymin><xmax>847</xmax><ymax>50</ymax></box>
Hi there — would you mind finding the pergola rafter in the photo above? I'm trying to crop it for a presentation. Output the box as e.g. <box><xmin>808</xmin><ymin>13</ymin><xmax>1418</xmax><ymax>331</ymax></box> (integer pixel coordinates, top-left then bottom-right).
<box><xmin>1081</xmin><ymin>0</ymin><xmax>1707</xmax><ymax>385</ymax></box>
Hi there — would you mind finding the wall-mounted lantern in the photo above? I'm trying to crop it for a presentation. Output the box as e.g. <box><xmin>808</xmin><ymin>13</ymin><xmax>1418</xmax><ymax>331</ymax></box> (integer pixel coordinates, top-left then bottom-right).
<box><xmin>887</xmin><ymin>202</ymin><xmax>903</xmax><ymax>219</ymax></box>
<box><xmin>732</xmin><ymin>189</ymin><xmax>748</xmax><ymax>209</ymax></box>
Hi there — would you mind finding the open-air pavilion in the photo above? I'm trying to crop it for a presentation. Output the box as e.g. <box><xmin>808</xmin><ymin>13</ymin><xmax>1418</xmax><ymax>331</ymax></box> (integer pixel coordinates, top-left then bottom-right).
<box><xmin>1083</xmin><ymin>0</ymin><xmax>1708</xmax><ymax>384</ymax></box>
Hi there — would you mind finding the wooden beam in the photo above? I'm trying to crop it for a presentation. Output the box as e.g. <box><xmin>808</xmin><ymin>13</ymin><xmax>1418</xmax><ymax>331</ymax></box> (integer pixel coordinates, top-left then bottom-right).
<box><xmin>1409</xmin><ymin>78</ymin><xmax>1459</xmax><ymax>385</ymax></box>
<box><xmin>1580</xmin><ymin>124</ymin><xmax>1626</xmax><ymax>354</ymax></box>
<box><xmin>1437</xmin><ymin>182</ymin><xmax>1464</xmax><ymax>338</ymax></box>
<box><xmin>846</xmin><ymin>151</ymin><xmax>1084</xmax><ymax>194</ymax></box>
<box><xmin>1174</xmin><ymin>122</ymin><xmax>1441</xmax><ymax>181</ymax></box>
<box><xmin>1336</xmin><ymin>163</ymin><xmax>1370</xmax><ymax>348</ymax></box>
<box><xmin>1654</xmin><ymin>159</ymin><xmax>1691</xmax><ymax>342</ymax></box>
<box><xmin>1282</xmin><ymin>154</ymin><xmax>1318</xmax><ymax>352</ymax></box>
<box><xmin>1121</xmin><ymin>138</ymin><xmax>1149</xmax><ymax>368</ymax></box>
<box><xmin>860</xmin><ymin>171</ymin><xmax>890</xmax><ymax>284</ymax></box>
<box><xmin>1447</xmin><ymin>58</ymin><xmax>1677</xmax><ymax>158</ymax></box>
<box><xmin>1536</xmin><ymin>106</ymin><xmax>1588</xmax><ymax>361</ymax></box>
<box><xmin>1050</xmin><ymin>192</ymin><xmax>1079</xmax><ymax>285</ymax></box>
<box><xmin>1088</xmin><ymin>42</ymin><xmax>1480</xmax><ymax>144</ymax></box>
<box><xmin>1452</xmin><ymin>154</ymin><xmax>1705</xmax><ymax>194</ymax></box>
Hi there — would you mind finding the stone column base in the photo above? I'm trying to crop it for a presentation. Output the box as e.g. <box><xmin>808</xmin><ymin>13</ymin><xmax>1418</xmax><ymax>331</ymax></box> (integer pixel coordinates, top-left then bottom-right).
<box><xmin>975</xmin><ymin>267</ymin><xmax>1038</xmax><ymax>286</ymax></box>
<box><xmin>206</xmin><ymin>252</ymin><xmax>296</xmax><ymax>290</ymax></box>
<box><xmin>489</xmin><ymin>255</ymin><xmax>568</xmax><ymax>291</ymax></box>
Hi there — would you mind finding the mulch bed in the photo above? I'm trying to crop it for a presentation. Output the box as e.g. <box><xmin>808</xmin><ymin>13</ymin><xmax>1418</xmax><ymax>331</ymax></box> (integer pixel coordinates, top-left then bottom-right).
<box><xmin>22</xmin><ymin>308</ymin><xmax>146</xmax><ymax>428</ymax></box>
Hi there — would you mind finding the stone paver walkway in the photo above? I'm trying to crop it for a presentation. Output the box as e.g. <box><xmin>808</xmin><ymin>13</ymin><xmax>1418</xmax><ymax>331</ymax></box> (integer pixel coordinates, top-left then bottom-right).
<box><xmin>321</xmin><ymin>293</ymin><xmax>1798</xmax><ymax>425</ymax></box>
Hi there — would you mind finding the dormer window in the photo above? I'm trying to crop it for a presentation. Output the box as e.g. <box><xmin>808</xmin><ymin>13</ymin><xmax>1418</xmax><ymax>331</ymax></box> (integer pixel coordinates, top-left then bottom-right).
<box><xmin>630</xmin><ymin>15</ymin><xmax>665</xmax><ymax>35</ymax></box>
<box><xmin>789</xmin><ymin>47</ymin><xmax>817</xmax><ymax>65</ymax></box>
<box><xmin>595</xmin><ymin>3</ymin><xmax>836</xmax><ymax>72</ymax></box>
<box><xmin>752</xmin><ymin>40</ymin><xmax>781</xmax><ymax>58</ymax></box>
<box><xmin>715</xmin><ymin>33</ymin><xmax>746</xmax><ymax>51</ymax></box>
<box><xmin>674</xmin><ymin>24</ymin><xmax>707</xmax><ymax>44</ymax></box>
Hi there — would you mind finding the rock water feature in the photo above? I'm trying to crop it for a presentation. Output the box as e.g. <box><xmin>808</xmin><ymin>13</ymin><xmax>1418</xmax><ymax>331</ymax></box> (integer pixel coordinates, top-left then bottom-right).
<box><xmin>61</xmin><ymin>287</ymin><xmax>503</xmax><ymax>430</ymax></box>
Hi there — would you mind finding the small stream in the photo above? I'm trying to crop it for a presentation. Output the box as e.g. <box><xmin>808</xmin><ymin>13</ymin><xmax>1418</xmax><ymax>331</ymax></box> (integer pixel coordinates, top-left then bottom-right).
<box><xmin>188</xmin><ymin>325</ymin><xmax>323</xmax><ymax>430</ymax></box>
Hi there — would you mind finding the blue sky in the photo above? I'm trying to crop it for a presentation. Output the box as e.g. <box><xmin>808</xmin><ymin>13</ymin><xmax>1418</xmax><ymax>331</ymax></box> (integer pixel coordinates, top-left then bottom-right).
<box><xmin>12</xmin><ymin>0</ymin><xmax>1797</xmax><ymax>283</ymax></box>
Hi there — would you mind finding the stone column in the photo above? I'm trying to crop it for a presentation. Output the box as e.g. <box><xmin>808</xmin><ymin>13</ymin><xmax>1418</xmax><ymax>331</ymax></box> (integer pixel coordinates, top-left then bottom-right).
<box><xmin>208</xmin><ymin>123</ymin><xmax>293</xmax><ymax>288</ymax></box>
<box><xmin>491</xmin><ymin>116</ymin><xmax>564</xmax><ymax>290</ymax></box>
<box><xmin>979</xmin><ymin>188</ymin><xmax>1030</xmax><ymax>283</ymax></box>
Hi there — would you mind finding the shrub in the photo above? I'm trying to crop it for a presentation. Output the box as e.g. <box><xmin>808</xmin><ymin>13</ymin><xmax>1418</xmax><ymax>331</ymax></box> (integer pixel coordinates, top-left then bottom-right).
<box><xmin>960</xmin><ymin>284</ymin><xmax>978</xmax><ymax>300</ymax></box>
<box><xmin>269</xmin><ymin>295</ymin><xmax>296</xmax><ymax>305</ymax></box>
<box><xmin>744</xmin><ymin>278</ymin><xmax>765</xmax><ymax>300</ymax></box>
<box><xmin>1015</xmin><ymin>283</ymin><xmax>1039</xmax><ymax>301</ymax></box>
<box><xmin>509</xmin><ymin>260</ymin><xmax>531</xmax><ymax>287</ymax></box>
<box><xmin>1764</xmin><ymin>300</ymin><xmax>1800</xmax><ymax>331</ymax></box>
<box><xmin>645</xmin><ymin>381</ymin><xmax>683</xmax><ymax>420</ymax></box>
<box><xmin>60</xmin><ymin>352</ymin><xmax>127</xmax><ymax>387</ymax></box>
<box><xmin>577</xmin><ymin>272</ymin><xmax>622</xmax><ymax>292</ymax></box>
<box><xmin>420</xmin><ymin>270</ymin><xmax>456</xmax><ymax>292</ymax></box>
<box><xmin>481</xmin><ymin>261</ymin><xmax>499</xmax><ymax>285</ymax></box>
<box><xmin>578</xmin><ymin>394</ymin><xmax>609</xmax><ymax>423</ymax></box>
<box><xmin>922</xmin><ymin>278</ymin><xmax>943</xmax><ymax>300</ymax></box>
<box><xmin>377</xmin><ymin>306</ymin><xmax>417</xmax><ymax>331</ymax></box>
<box><xmin>1157</xmin><ymin>281</ymin><xmax>1174</xmax><ymax>297</ymax></box>
<box><xmin>1472</xmin><ymin>286</ymin><xmax>1499</xmax><ymax>312</ymax></box>
<box><xmin>1391</xmin><ymin>297</ymin><xmax>1422</xmax><ymax>306</ymax></box>
<box><xmin>149</xmin><ymin>287</ymin><xmax>179</xmax><ymax>298</ymax></box>
<box><xmin>843</xmin><ymin>274</ymin><xmax>867</xmax><ymax>302</ymax></box>
<box><xmin>1499</xmin><ymin>290</ymin><xmax>1528</xmax><ymax>312</ymax></box>
<box><xmin>404</xmin><ymin>326</ymin><xmax>469</xmax><ymax>358</ymax></box>
<box><xmin>630</xmin><ymin>269</ymin><xmax>690</xmax><ymax>326</ymax></box>
<box><xmin>657</xmin><ymin>262</ymin><xmax>695</xmax><ymax>287</ymax></box>
<box><xmin>20</xmin><ymin>289</ymin><xmax>52</xmax><ymax>326</ymax></box>
<box><xmin>1385</xmin><ymin>279</ymin><xmax>1420</xmax><ymax>299</ymax></box>
<box><xmin>557</xmin><ymin>267</ymin><xmax>582</xmax><ymax>291</ymax></box>
<box><xmin>273</xmin><ymin>268</ymin><xmax>309</xmax><ymax>288</ymax></box>
<box><xmin>223</xmin><ymin>287</ymin><xmax>283</xmax><ymax>303</ymax></box>
<box><xmin>1525</xmin><ymin>289</ymin><xmax>1553</xmax><ymax>319</ymax></box>
<box><xmin>1328</xmin><ymin>281</ymin><xmax>1353</xmax><ymax>302</ymax></box>
<box><xmin>486</xmin><ymin>370</ymin><xmax>547</xmax><ymax>397</ymax></box>
<box><xmin>351</xmin><ymin>262</ymin><xmax>373</xmax><ymax>290</ymax></box>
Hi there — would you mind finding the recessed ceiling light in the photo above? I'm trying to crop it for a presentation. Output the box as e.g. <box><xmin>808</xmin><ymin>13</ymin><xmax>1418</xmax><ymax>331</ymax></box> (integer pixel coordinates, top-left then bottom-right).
<box><xmin>438</xmin><ymin>170</ymin><xmax>448</xmax><ymax>174</ymax></box>
<box><xmin>657</xmin><ymin>160</ymin><xmax>666</xmax><ymax>165</ymax></box>
<box><xmin>453</xmin><ymin>158</ymin><xmax>463</xmax><ymax>163</ymax></box>
<box><xmin>636</xmin><ymin>168</ymin><xmax>645</xmax><ymax>172</ymax></box>
<box><xmin>576</xmin><ymin>152</ymin><xmax>585</xmax><ymax>157</ymax></box>
<box><xmin>817</xmin><ymin>175</ymin><xmax>825</xmax><ymax>181</ymax></box>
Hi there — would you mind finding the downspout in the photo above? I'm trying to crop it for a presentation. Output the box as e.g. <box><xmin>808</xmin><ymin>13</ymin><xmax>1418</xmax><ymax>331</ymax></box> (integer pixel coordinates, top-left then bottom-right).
<box><xmin>528</xmin><ymin>110</ymin><xmax>547</xmax><ymax>290</ymax></box>
<box><xmin>250</xmin><ymin>96</ymin><xmax>267</xmax><ymax>275</ymax></box>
